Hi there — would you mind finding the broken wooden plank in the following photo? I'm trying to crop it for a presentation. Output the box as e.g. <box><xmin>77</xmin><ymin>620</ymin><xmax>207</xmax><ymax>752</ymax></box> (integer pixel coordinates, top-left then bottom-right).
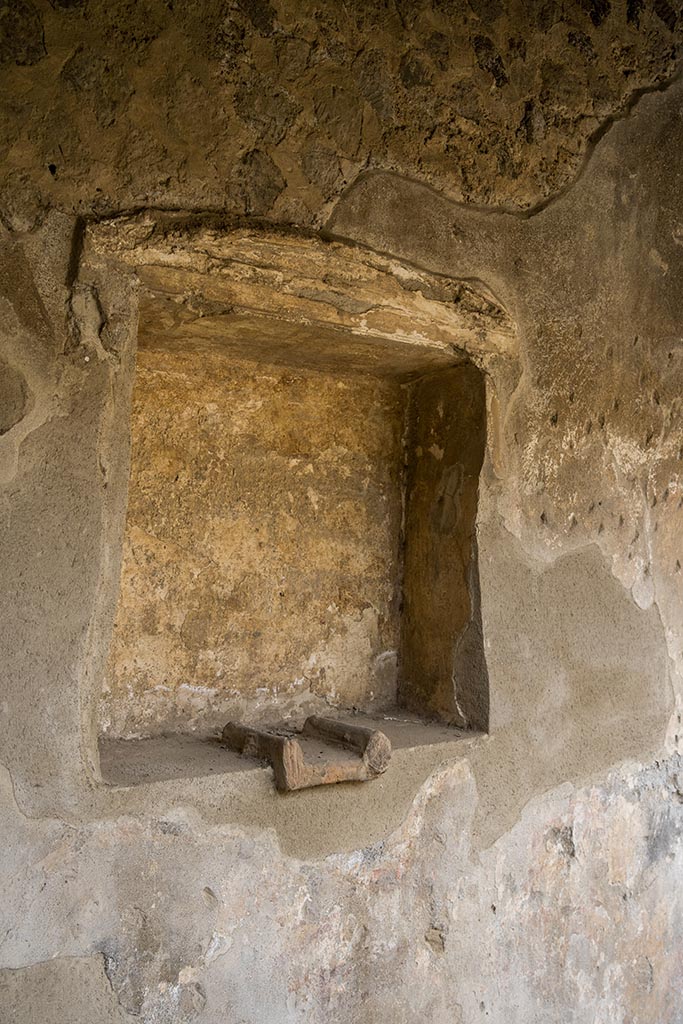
<box><xmin>221</xmin><ymin>717</ymin><xmax>392</xmax><ymax>792</ymax></box>
<box><xmin>220</xmin><ymin>721</ymin><xmax>305</xmax><ymax>792</ymax></box>
<box><xmin>302</xmin><ymin>716</ymin><xmax>392</xmax><ymax>775</ymax></box>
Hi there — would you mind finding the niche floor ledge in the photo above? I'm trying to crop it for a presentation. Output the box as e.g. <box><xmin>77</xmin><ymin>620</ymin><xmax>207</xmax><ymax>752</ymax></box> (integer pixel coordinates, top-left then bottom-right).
<box><xmin>98</xmin><ymin>712</ymin><xmax>477</xmax><ymax>789</ymax></box>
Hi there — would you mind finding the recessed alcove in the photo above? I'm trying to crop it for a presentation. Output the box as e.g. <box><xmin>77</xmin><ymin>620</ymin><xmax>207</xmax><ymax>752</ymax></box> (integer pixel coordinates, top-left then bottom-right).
<box><xmin>90</xmin><ymin>221</ymin><xmax>504</xmax><ymax>790</ymax></box>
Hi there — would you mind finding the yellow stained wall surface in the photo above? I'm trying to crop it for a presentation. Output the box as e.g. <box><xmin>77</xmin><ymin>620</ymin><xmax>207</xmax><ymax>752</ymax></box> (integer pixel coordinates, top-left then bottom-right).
<box><xmin>103</xmin><ymin>344</ymin><xmax>406</xmax><ymax>737</ymax></box>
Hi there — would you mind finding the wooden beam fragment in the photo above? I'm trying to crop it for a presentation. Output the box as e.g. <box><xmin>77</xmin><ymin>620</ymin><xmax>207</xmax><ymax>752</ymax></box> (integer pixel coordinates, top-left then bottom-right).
<box><xmin>221</xmin><ymin>716</ymin><xmax>392</xmax><ymax>792</ymax></box>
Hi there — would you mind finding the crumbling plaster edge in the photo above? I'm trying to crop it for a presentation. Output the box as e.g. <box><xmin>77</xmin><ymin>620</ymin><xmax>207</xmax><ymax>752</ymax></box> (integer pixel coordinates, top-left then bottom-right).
<box><xmin>1</xmin><ymin>738</ymin><xmax>679</xmax><ymax>867</ymax></box>
<box><xmin>478</xmin><ymin>484</ymin><xmax>680</xmax><ymax>756</ymax></box>
<box><xmin>327</xmin><ymin>63</ymin><xmax>683</xmax><ymax>227</ymax></box>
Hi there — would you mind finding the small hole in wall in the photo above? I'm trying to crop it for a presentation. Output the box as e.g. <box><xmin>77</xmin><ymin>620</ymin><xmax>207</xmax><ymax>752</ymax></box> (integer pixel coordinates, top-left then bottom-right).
<box><xmin>48</xmin><ymin>163</ymin><xmax>57</xmax><ymax>177</ymax></box>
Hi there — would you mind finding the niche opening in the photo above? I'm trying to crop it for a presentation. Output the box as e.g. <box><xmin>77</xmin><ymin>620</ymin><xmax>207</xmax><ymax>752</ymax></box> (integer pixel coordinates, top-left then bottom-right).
<box><xmin>101</xmin><ymin>312</ymin><xmax>487</xmax><ymax>748</ymax></box>
<box><xmin>92</xmin><ymin>224</ymin><xmax>497</xmax><ymax>790</ymax></box>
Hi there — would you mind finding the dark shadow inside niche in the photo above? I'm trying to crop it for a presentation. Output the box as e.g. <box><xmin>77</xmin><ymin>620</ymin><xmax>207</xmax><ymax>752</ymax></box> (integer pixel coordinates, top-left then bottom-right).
<box><xmin>99</xmin><ymin>303</ymin><xmax>489</xmax><ymax>783</ymax></box>
<box><xmin>400</xmin><ymin>362</ymin><xmax>489</xmax><ymax>731</ymax></box>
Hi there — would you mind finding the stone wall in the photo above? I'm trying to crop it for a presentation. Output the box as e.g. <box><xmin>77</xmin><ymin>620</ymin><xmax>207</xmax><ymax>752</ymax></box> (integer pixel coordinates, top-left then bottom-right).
<box><xmin>1</xmin><ymin>3</ymin><xmax>682</xmax><ymax>1022</ymax></box>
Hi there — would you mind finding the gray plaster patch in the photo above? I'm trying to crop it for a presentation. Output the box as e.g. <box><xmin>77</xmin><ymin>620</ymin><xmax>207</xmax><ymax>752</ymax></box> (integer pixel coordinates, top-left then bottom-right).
<box><xmin>0</xmin><ymin>956</ymin><xmax>136</xmax><ymax>1023</ymax></box>
<box><xmin>471</xmin><ymin>520</ymin><xmax>673</xmax><ymax>847</ymax></box>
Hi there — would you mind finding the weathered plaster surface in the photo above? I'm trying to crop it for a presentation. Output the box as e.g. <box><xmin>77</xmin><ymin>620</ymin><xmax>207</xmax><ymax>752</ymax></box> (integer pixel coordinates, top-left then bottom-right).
<box><xmin>1</xmin><ymin>756</ymin><xmax>682</xmax><ymax>1023</ymax></box>
<box><xmin>1</xmin><ymin>3</ymin><xmax>682</xmax><ymax>1022</ymax></box>
<box><xmin>0</xmin><ymin>955</ymin><xmax>136</xmax><ymax>1023</ymax></box>
<box><xmin>104</xmin><ymin>345</ymin><xmax>406</xmax><ymax>737</ymax></box>
<box><xmin>0</xmin><ymin>0</ymin><xmax>681</xmax><ymax>223</ymax></box>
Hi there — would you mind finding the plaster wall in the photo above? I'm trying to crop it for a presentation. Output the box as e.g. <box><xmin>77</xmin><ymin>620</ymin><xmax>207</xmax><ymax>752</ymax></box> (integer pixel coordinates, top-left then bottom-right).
<box><xmin>1</xmin><ymin>4</ymin><xmax>683</xmax><ymax>1023</ymax></box>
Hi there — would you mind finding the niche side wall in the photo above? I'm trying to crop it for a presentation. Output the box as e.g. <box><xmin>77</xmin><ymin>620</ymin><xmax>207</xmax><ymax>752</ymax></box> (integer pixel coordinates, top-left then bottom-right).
<box><xmin>400</xmin><ymin>363</ymin><xmax>488</xmax><ymax>730</ymax></box>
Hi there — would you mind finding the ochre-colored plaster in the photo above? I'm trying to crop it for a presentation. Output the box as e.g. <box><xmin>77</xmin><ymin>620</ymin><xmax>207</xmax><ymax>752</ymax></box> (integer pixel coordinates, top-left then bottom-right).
<box><xmin>104</xmin><ymin>344</ymin><xmax>405</xmax><ymax>736</ymax></box>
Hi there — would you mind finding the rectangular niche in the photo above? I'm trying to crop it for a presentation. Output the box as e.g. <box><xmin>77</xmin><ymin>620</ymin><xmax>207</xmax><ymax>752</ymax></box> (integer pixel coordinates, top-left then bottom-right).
<box><xmin>100</xmin><ymin>301</ymin><xmax>488</xmax><ymax>755</ymax></box>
